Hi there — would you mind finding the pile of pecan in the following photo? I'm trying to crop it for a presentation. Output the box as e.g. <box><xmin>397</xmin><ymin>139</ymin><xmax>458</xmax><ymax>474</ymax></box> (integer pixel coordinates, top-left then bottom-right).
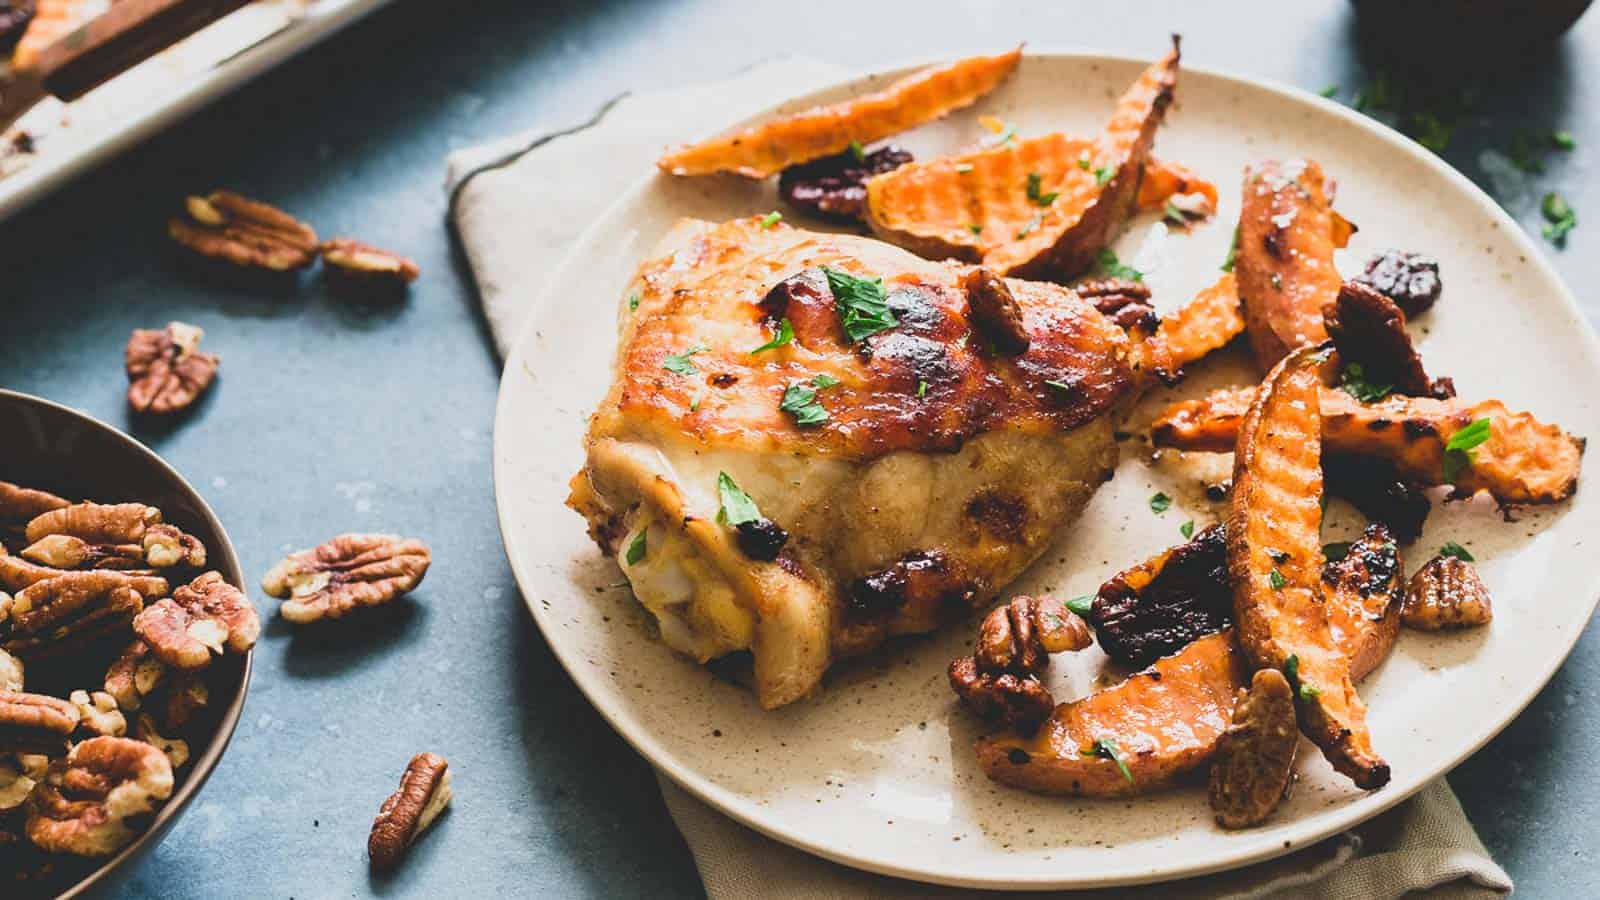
<box><xmin>0</xmin><ymin>479</ymin><xmax>258</xmax><ymax>863</ymax></box>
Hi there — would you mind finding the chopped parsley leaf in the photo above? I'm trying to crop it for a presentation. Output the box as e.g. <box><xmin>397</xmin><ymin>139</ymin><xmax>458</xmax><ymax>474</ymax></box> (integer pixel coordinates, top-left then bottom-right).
<box><xmin>1542</xmin><ymin>191</ymin><xmax>1577</xmax><ymax>246</ymax></box>
<box><xmin>1163</xmin><ymin>201</ymin><xmax>1186</xmax><ymax>226</ymax></box>
<box><xmin>628</xmin><ymin>293</ymin><xmax>640</xmax><ymax>311</ymax></box>
<box><xmin>1268</xmin><ymin>568</ymin><xmax>1287</xmax><ymax>591</ymax></box>
<box><xmin>1319</xmin><ymin>84</ymin><xmax>1339</xmax><ymax>98</ymax></box>
<box><xmin>779</xmin><ymin>375</ymin><xmax>840</xmax><ymax>426</ymax></box>
<box><xmin>750</xmin><ymin>318</ymin><xmax>794</xmax><ymax>354</ymax></box>
<box><xmin>1439</xmin><ymin>541</ymin><xmax>1475</xmax><ymax>562</ymax></box>
<box><xmin>1409</xmin><ymin>112</ymin><xmax>1452</xmax><ymax>153</ymax></box>
<box><xmin>662</xmin><ymin>345</ymin><xmax>708</xmax><ymax>375</ymax></box>
<box><xmin>690</xmin><ymin>389</ymin><xmax>704</xmax><ymax>412</ymax></box>
<box><xmin>1220</xmin><ymin>225</ymin><xmax>1241</xmax><ymax>272</ymax></box>
<box><xmin>1093</xmin><ymin>165</ymin><xmax>1113</xmax><ymax>186</ymax></box>
<box><xmin>1066</xmin><ymin>594</ymin><xmax>1095</xmax><ymax>617</ymax></box>
<box><xmin>1508</xmin><ymin>129</ymin><xmax>1548</xmax><ymax>174</ymax></box>
<box><xmin>1284</xmin><ymin>653</ymin><xmax>1300</xmax><ymax>683</ymax></box>
<box><xmin>848</xmin><ymin>140</ymin><xmax>866</xmax><ymax>163</ymax></box>
<box><xmin>1015</xmin><ymin>213</ymin><xmax>1042</xmax><ymax>239</ymax></box>
<box><xmin>1097</xmin><ymin>248</ymin><xmax>1144</xmax><ymax>282</ymax></box>
<box><xmin>1339</xmin><ymin>362</ymin><xmax>1393</xmax><ymax>403</ymax></box>
<box><xmin>916</xmin><ymin>379</ymin><xmax>928</xmax><ymax>398</ymax></box>
<box><xmin>821</xmin><ymin>266</ymin><xmax>899</xmax><ymax>342</ymax></box>
<box><xmin>1442</xmin><ymin>417</ymin><xmax>1492</xmax><ymax>482</ymax></box>
<box><xmin>1552</xmin><ymin>130</ymin><xmax>1577</xmax><ymax>151</ymax></box>
<box><xmin>1044</xmin><ymin>379</ymin><xmax>1073</xmax><ymax>394</ymax></box>
<box><xmin>1299</xmin><ymin>682</ymin><xmax>1321</xmax><ymax>701</ymax></box>
<box><xmin>1323</xmin><ymin>542</ymin><xmax>1353</xmax><ymax>562</ymax></box>
<box><xmin>1077</xmin><ymin>153</ymin><xmax>1092</xmax><ymax>171</ymax></box>
<box><xmin>716</xmin><ymin>472</ymin><xmax>761</xmax><ymax>526</ymax></box>
<box><xmin>1080</xmin><ymin>738</ymin><xmax>1134</xmax><ymax>784</ymax></box>
<box><xmin>812</xmin><ymin>373</ymin><xmax>840</xmax><ymax>389</ymax></box>
<box><xmin>968</xmin><ymin>223</ymin><xmax>983</xmax><ymax>235</ymax></box>
<box><xmin>1149</xmin><ymin>492</ymin><xmax>1172</xmax><ymax>514</ymax></box>
<box><xmin>1025</xmin><ymin>172</ymin><xmax>1059</xmax><ymax>207</ymax></box>
<box><xmin>625</xmin><ymin>529</ymin><xmax>647</xmax><ymax>565</ymax></box>
<box><xmin>1180</xmin><ymin>520</ymin><xmax>1195</xmax><ymax>539</ymax></box>
<box><xmin>760</xmin><ymin>211</ymin><xmax>783</xmax><ymax>229</ymax></box>
<box><xmin>986</xmin><ymin>121</ymin><xmax>1017</xmax><ymax>146</ymax></box>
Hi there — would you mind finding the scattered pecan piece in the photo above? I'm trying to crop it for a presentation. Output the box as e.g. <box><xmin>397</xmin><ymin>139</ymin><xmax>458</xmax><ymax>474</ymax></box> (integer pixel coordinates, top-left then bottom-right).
<box><xmin>125</xmin><ymin>322</ymin><xmax>220</xmax><ymax>415</ymax></box>
<box><xmin>1</xmin><ymin>571</ymin><xmax>166</xmax><ymax>660</ymax></box>
<box><xmin>321</xmin><ymin>238</ymin><xmax>420</xmax><ymax>296</ymax></box>
<box><xmin>0</xmin><ymin>480</ymin><xmax>68</xmax><ymax>532</ymax></box>
<box><xmin>132</xmin><ymin>714</ymin><xmax>189</xmax><ymax>771</ymax></box>
<box><xmin>1403</xmin><ymin>556</ymin><xmax>1493</xmax><ymax>630</ymax></box>
<box><xmin>1208</xmin><ymin>668</ymin><xmax>1299</xmax><ymax>829</ymax></box>
<box><xmin>1351</xmin><ymin>249</ymin><xmax>1441</xmax><ymax>317</ymax></box>
<box><xmin>963</xmin><ymin>268</ymin><xmax>1030</xmax><ymax>356</ymax></box>
<box><xmin>104</xmin><ymin>640</ymin><xmax>165</xmax><ymax>713</ymax></box>
<box><xmin>25</xmin><ymin>736</ymin><xmax>173</xmax><ymax>856</ymax></box>
<box><xmin>0</xmin><ymin>648</ymin><xmax>21</xmax><ymax>692</ymax></box>
<box><xmin>0</xmin><ymin>692</ymin><xmax>78</xmax><ymax>755</ymax></box>
<box><xmin>777</xmin><ymin>144</ymin><xmax>913</xmax><ymax>222</ymax></box>
<box><xmin>133</xmin><ymin>571</ymin><xmax>258</xmax><ymax>670</ymax></box>
<box><xmin>975</xmin><ymin>596</ymin><xmax>1091</xmax><ymax>675</ymax></box>
<box><xmin>947</xmin><ymin>655</ymin><xmax>1054</xmax><ymax>734</ymax></box>
<box><xmin>69</xmin><ymin>691</ymin><xmax>127</xmax><ymax>739</ymax></box>
<box><xmin>168</xmin><ymin>190</ymin><xmax>319</xmax><ymax>272</ymax></box>
<box><xmin>263</xmin><ymin>534</ymin><xmax>432</xmax><ymax>624</ymax></box>
<box><xmin>1325</xmin><ymin>281</ymin><xmax>1448</xmax><ymax>399</ymax></box>
<box><xmin>369</xmin><ymin>752</ymin><xmax>453</xmax><ymax>871</ymax></box>
<box><xmin>1076</xmin><ymin>277</ymin><xmax>1158</xmax><ymax>331</ymax></box>
<box><xmin>23</xmin><ymin>502</ymin><xmax>203</xmax><ymax>570</ymax></box>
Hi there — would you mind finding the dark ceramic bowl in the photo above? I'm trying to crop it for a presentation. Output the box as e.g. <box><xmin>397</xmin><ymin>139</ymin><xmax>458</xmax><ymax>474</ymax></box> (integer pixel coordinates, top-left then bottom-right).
<box><xmin>0</xmin><ymin>389</ymin><xmax>251</xmax><ymax>899</ymax></box>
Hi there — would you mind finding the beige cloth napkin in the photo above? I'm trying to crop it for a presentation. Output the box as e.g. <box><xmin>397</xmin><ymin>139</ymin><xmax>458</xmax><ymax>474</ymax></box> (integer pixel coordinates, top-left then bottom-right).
<box><xmin>446</xmin><ymin>58</ymin><xmax>1514</xmax><ymax>899</ymax></box>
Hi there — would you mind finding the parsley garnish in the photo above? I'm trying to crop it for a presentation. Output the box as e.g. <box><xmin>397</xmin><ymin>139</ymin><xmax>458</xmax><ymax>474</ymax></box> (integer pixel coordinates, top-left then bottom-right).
<box><xmin>690</xmin><ymin>389</ymin><xmax>703</xmax><ymax>412</ymax></box>
<box><xmin>1077</xmin><ymin>153</ymin><xmax>1092</xmax><ymax>171</ymax></box>
<box><xmin>1339</xmin><ymin>362</ymin><xmax>1393</xmax><ymax>403</ymax></box>
<box><xmin>1163</xmin><ymin>201</ymin><xmax>1186</xmax><ymax>226</ymax></box>
<box><xmin>1442</xmin><ymin>417</ymin><xmax>1492</xmax><ymax>482</ymax></box>
<box><xmin>779</xmin><ymin>375</ymin><xmax>839</xmax><ymax>426</ymax></box>
<box><xmin>1552</xmin><ymin>130</ymin><xmax>1576</xmax><ymax>151</ymax></box>
<box><xmin>1319</xmin><ymin>85</ymin><xmax>1339</xmax><ymax>99</ymax></box>
<box><xmin>1093</xmin><ymin>165</ymin><xmax>1113</xmax><ymax>186</ymax></box>
<box><xmin>954</xmin><ymin>162</ymin><xmax>974</xmax><ymax>174</ymax></box>
<box><xmin>628</xmin><ymin>293</ymin><xmax>640</xmax><ymax>311</ymax></box>
<box><xmin>848</xmin><ymin>140</ymin><xmax>866</xmax><ymax>163</ymax></box>
<box><xmin>1044</xmin><ymin>379</ymin><xmax>1073</xmax><ymax>394</ymax></box>
<box><xmin>1180</xmin><ymin>520</ymin><xmax>1195</xmax><ymax>539</ymax></box>
<box><xmin>1025</xmin><ymin>172</ymin><xmax>1059</xmax><ymax>207</ymax></box>
<box><xmin>1149</xmin><ymin>492</ymin><xmax>1172</xmax><ymax>514</ymax></box>
<box><xmin>1220</xmin><ymin>225</ymin><xmax>1241</xmax><ymax>272</ymax></box>
<box><xmin>1268</xmin><ymin>568</ymin><xmax>1287</xmax><ymax>590</ymax></box>
<box><xmin>1508</xmin><ymin>129</ymin><xmax>1548</xmax><ymax>174</ymax></box>
<box><xmin>1409</xmin><ymin>112</ymin><xmax>1453</xmax><ymax>153</ymax></box>
<box><xmin>1542</xmin><ymin>191</ymin><xmax>1576</xmax><ymax>246</ymax></box>
<box><xmin>968</xmin><ymin>223</ymin><xmax>982</xmax><ymax>235</ymax></box>
<box><xmin>916</xmin><ymin>379</ymin><xmax>928</xmax><ymax>398</ymax></box>
<box><xmin>716</xmin><ymin>472</ymin><xmax>761</xmax><ymax>526</ymax></box>
<box><xmin>662</xmin><ymin>345</ymin><xmax>708</xmax><ymax>375</ymax></box>
<box><xmin>1080</xmin><ymin>738</ymin><xmax>1134</xmax><ymax>784</ymax></box>
<box><xmin>1097</xmin><ymin>249</ymin><xmax>1144</xmax><ymax>282</ymax></box>
<box><xmin>760</xmin><ymin>211</ymin><xmax>783</xmax><ymax>229</ymax></box>
<box><xmin>1439</xmin><ymin>541</ymin><xmax>1475</xmax><ymax>562</ymax></box>
<box><xmin>1283</xmin><ymin>654</ymin><xmax>1319</xmax><ymax>701</ymax></box>
<box><xmin>984</xmin><ymin>121</ymin><xmax>1017</xmax><ymax>146</ymax></box>
<box><xmin>1015</xmin><ymin>214</ymin><xmax>1042</xmax><ymax>239</ymax></box>
<box><xmin>1065</xmin><ymin>594</ymin><xmax>1094</xmax><ymax>617</ymax></box>
<box><xmin>1323</xmin><ymin>541</ymin><xmax>1352</xmax><ymax>562</ymax></box>
<box><xmin>750</xmin><ymin>318</ymin><xmax>794</xmax><ymax>354</ymax></box>
<box><xmin>625</xmin><ymin>529</ymin><xmax>647</xmax><ymax>565</ymax></box>
<box><xmin>821</xmin><ymin>266</ymin><xmax>899</xmax><ymax>342</ymax></box>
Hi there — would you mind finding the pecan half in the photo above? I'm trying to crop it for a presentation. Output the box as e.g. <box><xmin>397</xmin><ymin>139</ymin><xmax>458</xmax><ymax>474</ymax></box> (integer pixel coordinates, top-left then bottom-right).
<box><xmin>159</xmin><ymin>672</ymin><xmax>209</xmax><ymax>730</ymax></box>
<box><xmin>948</xmin><ymin>656</ymin><xmax>1054</xmax><ymax>734</ymax></box>
<box><xmin>0</xmin><ymin>692</ymin><xmax>79</xmax><ymax>755</ymax></box>
<box><xmin>69</xmin><ymin>690</ymin><xmax>127</xmax><ymax>739</ymax></box>
<box><xmin>126</xmin><ymin>322</ymin><xmax>220</xmax><ymax>415</ymax></box>
<box><xmin>1403</xmin><ymin>556</ymin><xmax>1492</xmax><ymax>630</ymax></box>
<box><xmin>169</xmin><ymin>190</ymin><xmax>319</xmax><ymax>272</ymax></box>
<box><xmin>0</xmin><ymin>543</ymin><xmax>77</xmax><ymax>592</ymax></box>
<box><xmin>1</xmin><ymin>571</ymin><xmax>166</xmax><ymax>659</ymax></box>
<box><xmin>0</xmin><ymin>480</ymin><xmax>68</xmax><ymax>532</ymax></box>
<box><xmin>104</xmin><ymin>640</ymin><xmax>165</xmax><ymax>713</ymax></box>
<box><xmin>1208</xmin><ymin>668</ymin><xmax>1299</xmax><ymax>829</ymax></box>
<box><xmin>0</xmin><ymin>753</ymin><xmax>40</xmax><ymax>813</ymax></box>
<box><xmin>1076</xmin><ymin>277</ymin><xmax>1158</xmax><ymax>332</ymax></box>
<box><xmin>263</xmin><ymin>534</ymin><xmax>432</xmax><ymax>624</ymax></box>
<box><xmin>0</xmin><ymin>648</ymin><xmax>21</xmax><ymax>693</ymax></box>
<box><xmin>1325</xmin><ymin>281</ymin><xmax>1448</xmax><ymax>399</ymax></box>
<box><xmin>26</xmin><ymin>736</ymin><xmax>174</xmax><ymax>856</ymax></box>
<box><xmin>133</xmin><ymin>571</ymin><xmax>258</xmax><ymax>670</ymax></box>
<box><xmin>23</xmin><ymin>502</ymin><xmax>203</xmax><ymax>570</ymax></box>
<box><xmin>963</xmin><ymin>268</ymin><xmax>1030</xmax><ymax>356</ymax></box>
<box><xmin>976</xmin><ymin>596</ymin><xmax>1091</xmax><ymax>675</ymax></box>
<box><xmin>132</xmin><ymin>714</ymin><xmax>189</xmax><ymax>771</ymax></box>
<box><xmin>321</xmin><ymin>238</ymin><xmax>420</xmax><ymax>297</ymax></box>
<box><xmin>369</xmin><ymin>752</ymin><xmax>453</xmax><ymax>871</ymax></box>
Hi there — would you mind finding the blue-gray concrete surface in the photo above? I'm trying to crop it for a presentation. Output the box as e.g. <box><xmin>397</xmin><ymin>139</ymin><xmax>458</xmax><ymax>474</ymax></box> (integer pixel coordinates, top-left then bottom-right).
<box><xmin>1</xmin><ymin>1</ymin><xmax>1595</xmax><ymax>896</ymax></box>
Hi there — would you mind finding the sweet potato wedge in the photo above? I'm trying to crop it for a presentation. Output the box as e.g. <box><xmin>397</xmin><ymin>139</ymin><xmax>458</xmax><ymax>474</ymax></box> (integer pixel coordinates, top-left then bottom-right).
<box><xmin>977</xmin><ymin>631</ymin><xmax>1246</xmax><ymax>797</ymax></box>
<box><xmin>1227</xmin><ymin>346</ymin><xmax>1388</xmax><ymax>790</ymax></box>
<box><xmin>1235</xmin><ymin>160</ymin><xmax>1348</xmax><ymax>371</ymax></box>
<box><xmin>1322</xmin><ymin>524</ymin><xmax>1404</xmax><ymax>682</ymax></box>
<box><xmin>1147</xmin><ymin>272</ymin><xmax>1245</xmax><ymax>380</ymax></box>
<box><xmin>657</xmin><ymin>47</ymin><xmax>1022</xmax><ymax>178</ymax></box>
<box><xmin>1151</xmin><ymin>387</ymin><xmax>1585</xmax><ymax>504</ymax></box>
<box><xmin>865</xmin><ymin>40</ymin><xmax>1179</xmax><ymax>280</ymax></box>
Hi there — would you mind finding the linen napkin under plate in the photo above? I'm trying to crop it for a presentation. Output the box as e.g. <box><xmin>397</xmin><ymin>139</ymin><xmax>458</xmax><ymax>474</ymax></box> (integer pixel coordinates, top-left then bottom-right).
<box><xmin>445</xmin><ymin>57</ymin><xmax>1513</xmax><ymax>899</ymax></box>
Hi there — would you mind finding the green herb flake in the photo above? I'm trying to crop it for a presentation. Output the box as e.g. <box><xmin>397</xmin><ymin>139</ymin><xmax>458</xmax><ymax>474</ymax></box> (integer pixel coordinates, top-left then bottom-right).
<box><xmin>1149</xmin><ymin>492</ymin><xmax>1172</xmax><ymax>514</ymax></box>
<box><xmin>689</xmin><ymin>389</ymin><xmax>704</xmax><ymax>412</ymax></box>
<box><xmin>1442</xmin><ymin>417</ymin><xmax>1492</xmax><ymax>482</ymax></box>
<box><xmin>848</xmin><ymin>140</ymin><xmax>866</xmax><ymax>164</ymax></box>
<box><xmin>1077</xmin><ymin>153</ymin><xmax>1092</xmax><ymax>171</ymax></box>
<box><xmin>1025</xmin><ymin>172</ymin><xmax>1059</xmax><ymax>207</ymax></box>
<box><xmin>1284</xmin><ymin>653</ymin><xmax>1300</xmax><ymax>683</ymax></box>
<box><xmin>1339</xmin><ymin>361</ymin><xmax>1393</xmax><ymax>403</ymax></box>
<box><xmin>1508</xmin><ymin>130</ymin><xmax>1547</xmax><ymax>174</ymax></box>
<box><xmin>1319</xmin><ymin>84</ymin><xmax>1339</xmax><ymax>99</ymax></box>
<box><xmin>1180</xmin><ymin>520</ymin><xmax>1195</xmax><ymax>539</ymax></box>
<box><xmin>1097</xmin><ymin>249</ymin><xmax>1144</xmax><ymax>282</ymax></box>
<box><xmin>1080</xmin><ymin>738</ymin><xmax>1134</xmax><ymax>784</ymax></box>
<box><xmin>1220</xmin><ymin>225</ymin><xmax>1241</xmax><ymax>272</ymax></box>
<box><xmin>968</xmin><ymin>223</ymin><xmax>983</xmax><ymax>235</ymax></box>
<box><xmin>716</xmin><ymin>472</ymin><xmax>761</xmax><ymax>526</ymax></box>
<box><xmin>1299</xmin><ymin>682</ymin><xmax>1321</xmax><ymax>701</ymax></box>
<box><xmin>625</xmin><ymin>528</ymin><xmax>648</xmax><ymax>565</ymax></box>
<box><xmin>1552</xmin><ymin>130</ymin><xmax>1577</xmax><ymax>151</ymax></box>
<box><xmin>1542</xmin><ymin>191</ymin><xmax>1577</xmax><ymax>246</ymax></box>
<box><xmin>1268</xmin><ymin>568</ymin><xmax>1288</xmax><ymax>591</ymax></box>
<box><xmin>1163</xmin><ymin>200</ymin><xmax>1186</xmax><ymax>226</ymax></box>
<box><xmin>1439</xmin><ymin>541</ymin><xmax>1475</xmax><ymax>562</ymax></box>
<box><xmin>811</xmin><ymin>373</ymin><xmax>840</xmax><ymax>389</ymax></box>
<box><xmin>628</xmin><ymin>293</ymin><xmax>640</xmax><ymax>312</ymax></box>
<box><xmin>1015</xmin><ymin>213</ymin><xmax>1042</xmax><ymax>239</ymax></box>
<box><xmin>985</xmin><ymin>122</ymin><xmax>1017</xmax><ymax>146</ymax></box>
<box><xmin>916</xmin><ymin>379</ymin><xmax>928</xmax><ymax>398</ymax></box>
<box><xmin>1093</xmin><ymin>165</ymin><xmax>1113</xmax><ymax>186</ymax></box>
<box><xmin>1323</xmin><ymin>541</ymin><xmax>1352</xmax><ymax>562</ymax></box>
<box><xmin>1409</xmin><ymin>112</ymin><xmax>1452</xmax><ymax>153</ymax></box>
<box><xmin>760</xmin><ymin>210</ymin><xmax>783</xmax><ymax>230</ymax></box>
<box><xmin>1066</xmin><ymin>594</ymin><xmax>1095</xmax><ymax>617</ymax></box>
<box><xmin>821</xmin><ymin>266</ymin><xmax>899</xmax><ymax>342</ymax></box>
<box><xmin>954</xmin><ymin>162</ymin><xmax>974</xmax><ymax>174</ymax></box>
<box><xmin>750</xmin><ymin>318</ymin><xmax>794</xmax><ymax>354</ymax></box>
<box><xmin>1044</xmin><ymin>379</ymin><xmax>1073</xmax><ymax>394</ymax></box>
<box><xmin>662</xmin><ymin>344</ymin><xmax>708</xmax><ymax>375</ymax></box>
<box><xmin>780</xmin><ymin>375</ymin><xmax>840</xmax><ymax>427</ymax></box>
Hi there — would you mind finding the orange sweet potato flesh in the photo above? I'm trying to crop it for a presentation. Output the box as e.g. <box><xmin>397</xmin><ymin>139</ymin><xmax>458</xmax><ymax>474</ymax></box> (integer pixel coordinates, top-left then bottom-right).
<box><xmin>657</xmin><ymin>48</ymin><xmax>1022</xmax><ymax>178</ymax></box>
<box><xmin>1150</xmin><ymin>388</ymin><xmax>1585</xmax><ymax>505</ymax></box>
<box><xmin>1136</xmin><ymin>158</ymin><xmax>1219</xmax><ymax>213</ymax></box>
<box><xmin>1235</xmin><ymin>160</ymin><xmax>1346</xmax><ymax>371</ymax></box>
<box><xmin>865</xmin><ymin>40</ymin><xmax>1179</xmax><ymax>280</ymax></box>
<box><xmin>1227</xmin><ymin>347</ymin><xmax>1388</xmax><ymax>790</ymax></box>
<box><xmin>1148</xmin><ymin>272</ymin><xmax>1245</xmax><ymax>379</ymax></box>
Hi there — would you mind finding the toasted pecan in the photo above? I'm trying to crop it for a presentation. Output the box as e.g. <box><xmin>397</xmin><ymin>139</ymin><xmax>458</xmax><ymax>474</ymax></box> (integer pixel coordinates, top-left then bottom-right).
<box><xmin>369</xmin><ymin>752</ymin><xmax>452</xmax><ymax>871</ymax></box>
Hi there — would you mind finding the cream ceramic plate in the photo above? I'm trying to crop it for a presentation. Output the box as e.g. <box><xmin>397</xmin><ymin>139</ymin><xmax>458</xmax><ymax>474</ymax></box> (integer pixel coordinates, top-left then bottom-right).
<box><xmin>494</xmin><ymin>52</ymin><xmax>1600</xmax><ymax>889</ymax></box>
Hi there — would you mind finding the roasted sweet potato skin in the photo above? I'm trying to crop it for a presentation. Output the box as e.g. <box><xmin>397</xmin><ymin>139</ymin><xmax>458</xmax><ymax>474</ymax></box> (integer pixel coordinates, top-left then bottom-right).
<box><xmin>1322</xmin><ymin>524</ymin><xmax>1404</xmax><ymax>681</ymax></box>
<box><xmin>1227</xmin><ymin>347</ymin><xmax>1388</xmax><ymax>790</ymax></box>
<box><xmin>658</xmin><ymin>48</ymin><xmax>1022</xmax><ymax>178</ymax></box>
<box><xmin>1235</xmin><ymin>160</ymin><xmax>1344</xmax><ymax>371</ymax></box>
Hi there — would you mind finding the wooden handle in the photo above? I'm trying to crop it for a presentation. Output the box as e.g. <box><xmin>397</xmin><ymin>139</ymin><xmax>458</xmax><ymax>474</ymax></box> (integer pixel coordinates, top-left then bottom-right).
<box><xmin>33</xmin><ymin>0</ymin><xmax>257</xmax><ymax>101</ymax></box>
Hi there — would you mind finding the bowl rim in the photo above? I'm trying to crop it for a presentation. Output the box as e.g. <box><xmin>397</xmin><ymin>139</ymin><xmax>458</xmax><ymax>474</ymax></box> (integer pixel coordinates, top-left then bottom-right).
<box><xmin>0</xmin><ymin>388</ymin><xmax>253</xmax><ymax>899</ymax></box>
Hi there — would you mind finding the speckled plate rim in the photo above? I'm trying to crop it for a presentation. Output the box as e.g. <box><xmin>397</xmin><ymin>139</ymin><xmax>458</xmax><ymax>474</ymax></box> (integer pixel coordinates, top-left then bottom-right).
<box><xmin>493</xmin><ymin>50</ymin><xmax>1600</xmax><ymax>889</ymax></box>
<box><xmin>0</xmin><ymin>389</ymin><xmax>253</xmax><ymax>900</ymax></box>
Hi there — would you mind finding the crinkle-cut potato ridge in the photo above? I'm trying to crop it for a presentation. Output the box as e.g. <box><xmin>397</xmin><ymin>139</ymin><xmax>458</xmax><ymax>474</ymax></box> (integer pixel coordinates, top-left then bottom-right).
<box><xmin>1227</xmin><ymin>347</ymin><xmax>1388</xmax><ymax>790</ymax></box>
<box><xmin>864</xmin><ymin>41</ymin><xmax>1179</xmax><ymax>281</ymax></box>
<box><xmin>656</xmin><ymin>47</ymin><xmax>1022</xmax><ymax>178</ymax></box>
<box><xmin>1151</xmin><ymin>386</ymin><xmax>1585</xmax><ymax>505</ymax></box>
<box><xmin>1149</xmin><ymin>272</ymin><xmax>1245</xmax><ymax>380</ymax></box>
<box><xmin>569</xmin><ymin>215</ymin><xmax>1138</xmax><ymax>709</ymax></box>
